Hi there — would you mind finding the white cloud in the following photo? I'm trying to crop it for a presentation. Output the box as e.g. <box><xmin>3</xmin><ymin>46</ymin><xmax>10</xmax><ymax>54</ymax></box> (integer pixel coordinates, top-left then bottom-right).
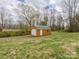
<box><xmin>50</xmin><ymin>0</ymin><xmax>56</xmax><ymax>4</ymax></box>
<box><xmin>0</xmin><ymin>0</ymin><xmax>62</xmax><ymax>12</ymax></box>
<box><xmin>56</xmin><ymin>6</ymin><xmax>62</xmax><ymax>12</ymax></box>
<box><xmin>0</xmin><ymin>0</ymin><xmax>63</xmax><ymax>21</ymax></box>
<box><xmin>0</xmin><ymin>0</ymin><xmax>19</xmax><ymax>21</ymax></box>
<box><xmin>23</xmin><ymin>0</ymin><xmax>62</xmax><ymax>11</ymax></box>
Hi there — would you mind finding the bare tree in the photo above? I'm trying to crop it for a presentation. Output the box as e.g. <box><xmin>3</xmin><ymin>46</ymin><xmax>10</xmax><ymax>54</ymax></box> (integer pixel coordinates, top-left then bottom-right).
<box><xmin>47</xmin><ymin>7</ymin><xmax>57</xmax><ymax>31</ymax></box>
<box><xmin>57</xmin><ymin>14</ymin><xmax>63</xmax><ymax>30</ymax></box>
<box><xmin>16</xmin><ymin>3</ymin><xmax>37</xmax><ymax>31</ymax></box>
<box><xmin>0</xmin><ymin>8</ymin><xmax>5</xmax><ymax>29</ymax></box>
<box><xmin>62</xmin><ymin>0</ymin><xmax>79</xmax><ymax>31</ymax></box>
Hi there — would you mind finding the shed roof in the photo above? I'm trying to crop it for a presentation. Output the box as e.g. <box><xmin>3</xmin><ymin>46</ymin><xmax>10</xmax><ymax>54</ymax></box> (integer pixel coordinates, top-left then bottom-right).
<box><xmin>37</xmin><ymin>26</ymin><xmax>50</xmax><ymax>29</ymax></box>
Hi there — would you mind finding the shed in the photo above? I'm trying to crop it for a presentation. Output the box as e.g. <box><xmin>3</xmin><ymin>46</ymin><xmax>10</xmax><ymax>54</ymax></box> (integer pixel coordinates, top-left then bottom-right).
<box><xmin>31</xmin><ymin>26</ymin><xmax>51</xmax><ymax>36</ymax></box>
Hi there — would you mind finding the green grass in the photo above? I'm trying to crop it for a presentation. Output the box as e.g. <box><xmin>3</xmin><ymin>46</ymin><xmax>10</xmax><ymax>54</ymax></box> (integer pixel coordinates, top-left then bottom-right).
<box><xmin>0</xmin><ymin>32</ymin><xmax>79</xmax><ymax>59</ymax></box>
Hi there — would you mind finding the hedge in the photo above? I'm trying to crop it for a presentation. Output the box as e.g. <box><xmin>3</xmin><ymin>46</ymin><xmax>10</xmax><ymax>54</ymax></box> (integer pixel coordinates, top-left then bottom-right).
<box><xmin>0</xmin><ymin>30</ymin><xmax>30</xmax><ymax>38</ymax></box>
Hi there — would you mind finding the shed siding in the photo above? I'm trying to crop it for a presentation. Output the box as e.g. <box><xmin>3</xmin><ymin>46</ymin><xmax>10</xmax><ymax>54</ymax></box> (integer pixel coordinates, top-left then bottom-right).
<box><xmin>31</xmin><ymin>26</ymin><xmax>51</xmax><ymax>36</ymax></box>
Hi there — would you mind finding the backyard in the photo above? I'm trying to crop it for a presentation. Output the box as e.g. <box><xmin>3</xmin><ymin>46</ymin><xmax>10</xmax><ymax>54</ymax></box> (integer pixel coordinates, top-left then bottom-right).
<box><xmin>0</xmin><ymin>32</ymin><xmax>79</xmax><ymax>59</ymax></box>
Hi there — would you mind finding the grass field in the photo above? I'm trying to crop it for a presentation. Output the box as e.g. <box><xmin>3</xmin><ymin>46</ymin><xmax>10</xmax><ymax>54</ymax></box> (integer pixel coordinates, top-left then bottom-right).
<box><xmin>0</xmin><ymin>32</ymin><xmax>79</xmax><ymax>59</ymax></box>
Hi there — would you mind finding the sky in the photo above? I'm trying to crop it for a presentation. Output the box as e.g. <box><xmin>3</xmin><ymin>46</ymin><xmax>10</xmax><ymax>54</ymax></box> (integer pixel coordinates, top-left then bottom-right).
<box><xmin>0</xmin><ymin>0</ymin><xmax>62</xmax><ymax>11</ymax></box>
<box><xmin>0</xmin><ymin>0</ymin><xmax>62</xmax><ymax>21</ymax></box>
<box><xmin>20</xmin><ymin>0</ymin><xmax>62</xmax><ymax>11</ymax></box>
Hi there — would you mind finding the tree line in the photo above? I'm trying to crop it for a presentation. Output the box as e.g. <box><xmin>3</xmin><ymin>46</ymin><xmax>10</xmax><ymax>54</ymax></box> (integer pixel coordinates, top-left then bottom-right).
<box><xmin>0</xmin><ymin>0</ymin><xmax>79</xmax><ymax>32</ymax></box>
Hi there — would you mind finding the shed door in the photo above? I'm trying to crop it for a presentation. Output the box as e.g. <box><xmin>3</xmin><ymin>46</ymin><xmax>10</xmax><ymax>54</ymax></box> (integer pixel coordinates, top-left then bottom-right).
<box><xmin>40</xmin><ymin>30</ymin><xmax>43</xmax><ymax>36</ymax></box>
<box><xmin>31</xmin><ymin>29</ymin><xmax>36</xmax><ymax>36</ymax></box>
<box><xmin>36</xmin><ymin>29</ymin><xmax>40</xmax><ymax>36</ymax></box>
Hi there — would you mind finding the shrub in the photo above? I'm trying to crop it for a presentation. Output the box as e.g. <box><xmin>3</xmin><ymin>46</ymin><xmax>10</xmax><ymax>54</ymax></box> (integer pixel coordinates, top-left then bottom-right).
<box><xmin>0</xmin><ymin>30</ymin><xmax>30</xmax><ymax>38</ymax></box>
<box><xmin>10</xmin><ymin>32</ymin><xmax>17</xmax><ymax>36</ymax></box>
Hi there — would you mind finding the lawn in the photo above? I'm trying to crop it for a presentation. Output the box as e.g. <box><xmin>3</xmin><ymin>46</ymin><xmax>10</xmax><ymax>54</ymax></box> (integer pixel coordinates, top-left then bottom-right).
<box><xmin>0</xmin><ymin>32</ymin><xmax>79</xmax><ymax>59</ymax></box>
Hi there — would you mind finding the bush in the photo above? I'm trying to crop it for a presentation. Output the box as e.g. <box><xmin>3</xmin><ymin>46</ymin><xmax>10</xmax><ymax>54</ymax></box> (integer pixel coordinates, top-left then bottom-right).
<box><xmin>0</xmin><ymin>30</ymin><xmax>30</xmax><ymax>38</ymax></box>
